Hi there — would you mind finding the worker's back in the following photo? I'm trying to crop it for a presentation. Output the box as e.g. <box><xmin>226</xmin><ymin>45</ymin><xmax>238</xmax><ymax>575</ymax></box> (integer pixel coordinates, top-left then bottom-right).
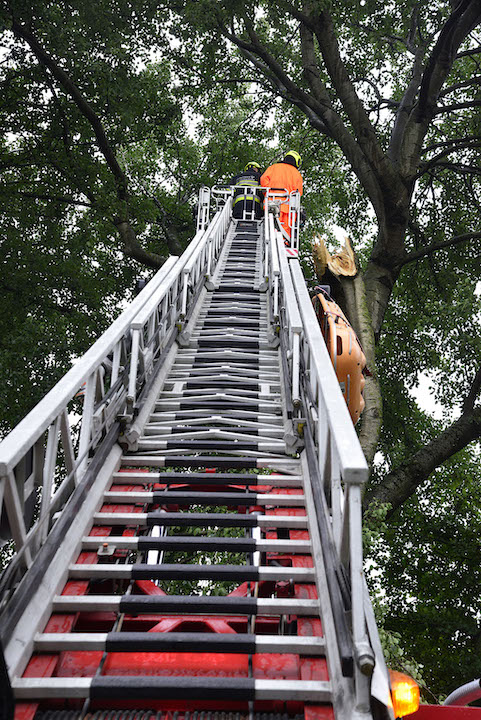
<box><xmin>260</xmin><ymin>161</ymin><xmax>303</xmax><ymax>198</ymax></box>
<box><xmin>261</xmin><ymin>160</ymin><xmax>303</xmax><ymax>239</ymax></box>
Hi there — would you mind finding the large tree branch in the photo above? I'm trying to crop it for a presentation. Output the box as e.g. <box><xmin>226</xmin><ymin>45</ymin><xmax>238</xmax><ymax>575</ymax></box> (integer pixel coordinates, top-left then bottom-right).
<box><xmin>456</xmin><ymin>45</ymin><xmax>481</xmax><ymax>59</ymax></box>
<box><xmin>434</xmin><ymin>99</ymin><xmax>481</xmax><ymax>114</ymax></box>
<box><xmin>418</xmin><ymin>140</ymin><xmax>481</xmax><ymax>175</ymax></box>
<box><xmin>439</xmin><ymin>74</ymin><xmax>481</xmax><ymax>96</ymax></box>
<box><xmin>400</xmin><ymin>0</ymin><xmax>481</xmax><ymax>177</ymax></box>
<box><xmin>398</xmin><ymin>231</ymin><xmax>481</xmax><ymax>268</ymax></box>
<box><xmin>11</xmin><ymin>17</ymin><xmax>166</xmax><ymax>270</ymax></box>
<box><xmin>416</xmin><ymin>0</ymin><xmax>481</xmax><ymax>122</ymax></box>
<box><xmin>422</xmin><ymin>135</ymin><xmax>481</xmax><ymax>153</ymax></box>
<box><xmin>114</xmin><ymin>220</ymin><xmax>165</xmax><ymax>269</ymax></box>
<box><xmin>422</xmin><ymin>161</ymin><xmax>481</xmax><ymax>177</ymax></box>
<box><xmin>11</xmin><ymin>19</ymin><xmax>129</xmax><ymax>200</ymax></box>
<box><xmin>305</xmin><ymin>5</ymin><xmax>406</xmax><ymax>203</ymax></box>
<box><xmin>218</xmin><ymin>17</ymin><xmax>333</xmax><ymax>138</ymax></box>
<box><xmin>389</xmin><ymin>41</ymin><xmax>427</xmax><ymax>164</ymax></box>
<box><xmin>364</xmin><ymin>404</ymin><xmax>481</xmax><ymax>518</ymax></box>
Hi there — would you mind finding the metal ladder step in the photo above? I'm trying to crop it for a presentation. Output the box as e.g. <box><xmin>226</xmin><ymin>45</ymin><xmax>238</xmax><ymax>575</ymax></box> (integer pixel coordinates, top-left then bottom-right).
<box><xmin>120</xmin><ymin>456</ymin><xmax>301</xmax><ymax>470</ymax></box>
<box><xmin>68</xmin><ymin>564</ymin><xmax>315</xmax><ymax>582</ymax></box>
<box><xmin>92</xmin><ymin>512</ymin><xmax>308</xmax><ymax>529</ymax></box>
<box><xmin>34</xmin><ymin>633</ymin><xmax>326</xmax><ymax>655</ymax></box>
<box><xmin>51</xmin><ymin>595</ymin><xmax>319</xmax><ymax>615</ymax></box>
<box><xmin>102</xmin><ymin>491</ymin><xmax>304</xmax><ymax>506</ymax></box>
<box><xmin>111</xmin><ymin>471</ymin><xmax>300</xmax><ymax>486</ymax></box>
<box><xmin>81</xmin><ymin>536</ymin><xmax>310</xmax><ymax>553</ymax></box>
<box><xmin>12</xmin><ymin>677</ymin><xmax>332</xmax><ymax>703</ymax></box>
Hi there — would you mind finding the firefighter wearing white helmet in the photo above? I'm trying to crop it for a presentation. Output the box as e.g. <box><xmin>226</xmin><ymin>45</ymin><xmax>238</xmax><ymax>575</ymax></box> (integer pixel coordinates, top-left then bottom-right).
<box><xmin>230</xmin><ymin>161</ymin><xmax>264</xmax><ymax>219</ymax></box>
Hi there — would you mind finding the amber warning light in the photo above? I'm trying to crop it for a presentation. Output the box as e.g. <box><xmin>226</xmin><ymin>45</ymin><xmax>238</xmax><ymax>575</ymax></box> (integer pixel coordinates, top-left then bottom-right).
<box><xmin>389</xmin><ymin>670</ymin><xmax>420</xmax><ymax>717</ymax></box>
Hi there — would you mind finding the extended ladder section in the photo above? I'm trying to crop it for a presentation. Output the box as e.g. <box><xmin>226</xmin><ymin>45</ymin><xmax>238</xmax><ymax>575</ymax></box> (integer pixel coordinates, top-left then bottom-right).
<box><xmin>0</xmin><ymin>188</ymin><xmax>392</xmax><ymax>720</ymax></box>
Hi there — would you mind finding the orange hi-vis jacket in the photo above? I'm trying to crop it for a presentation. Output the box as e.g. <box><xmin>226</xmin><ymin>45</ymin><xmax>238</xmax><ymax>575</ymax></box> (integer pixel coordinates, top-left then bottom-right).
<box><xmin>260</xmin><ymin>162</ymin><xmax>303</xmax><ymax>214</ymax></box>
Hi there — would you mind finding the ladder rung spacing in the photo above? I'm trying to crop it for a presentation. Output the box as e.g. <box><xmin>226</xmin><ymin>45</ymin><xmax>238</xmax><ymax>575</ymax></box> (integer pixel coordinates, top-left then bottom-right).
<box><xmin>111</xmin><ymin>470</ymin><xmax>301</xmax><ymax>486</ymax></box>
<box><xmin>5</xmin><ymin>217</ymin><xmax>344</xmax><ymax>719</ymax></box>
<box><xmin>82</xmin><ymin>535</ymin><xmax>311</xmax><ymax>553</ymax></box>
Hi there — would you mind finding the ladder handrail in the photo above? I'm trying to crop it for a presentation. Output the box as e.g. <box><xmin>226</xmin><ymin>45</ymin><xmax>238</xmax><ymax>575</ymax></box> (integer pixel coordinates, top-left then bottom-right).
<box><xmin>0</xmin><ymin>187</ymin><xmax>391</xmax><ymax>718</ymax></box>
<box><xmin>0</xmin><ymin>255</ymin><xmax>178</xmax><ymax>477</ymax></box>
<box><xmin>265</xmin><ymin>215</ymin><xmax>381</xmax><ymax>711</ymax></box>
<box><xmin>0</xmin><ymin>200</ymin><xmax>232</xmax><ymax>584</ymax></box>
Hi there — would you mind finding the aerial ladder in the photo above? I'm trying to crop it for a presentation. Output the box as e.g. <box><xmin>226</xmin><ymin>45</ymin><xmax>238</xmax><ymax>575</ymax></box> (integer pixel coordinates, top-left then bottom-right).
<box><xmin>0</xmin><ymin>186</ymin><xmax>406</xmax><ymax>720</ymax></box>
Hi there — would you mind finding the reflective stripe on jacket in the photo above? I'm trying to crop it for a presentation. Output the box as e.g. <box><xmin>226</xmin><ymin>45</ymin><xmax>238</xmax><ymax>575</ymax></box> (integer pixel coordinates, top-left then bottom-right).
<box><xmin>230</xmin><ymin>170</ymin><xmax>263</xmax><ymax>207</ymax></box>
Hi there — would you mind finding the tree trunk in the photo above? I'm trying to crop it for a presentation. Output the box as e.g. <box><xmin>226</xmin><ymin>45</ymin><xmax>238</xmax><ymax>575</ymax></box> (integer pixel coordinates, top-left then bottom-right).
<box><xmin>338</xmin><ymin>273</ymin><xmax>382</xmax><ymax>468</ymax></box>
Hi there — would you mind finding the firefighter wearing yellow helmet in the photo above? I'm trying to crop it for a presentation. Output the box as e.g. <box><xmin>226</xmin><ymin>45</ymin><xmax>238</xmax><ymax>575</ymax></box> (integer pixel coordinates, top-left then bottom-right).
<box><xmin>260</xmin><ymin>151</ymin><xmax>303</xmax><ymax>239</ymax></box>
<box><xmin>229</xmin><ymin>161</ymin><xmax>264</xmax><ymax>219</ymax></box>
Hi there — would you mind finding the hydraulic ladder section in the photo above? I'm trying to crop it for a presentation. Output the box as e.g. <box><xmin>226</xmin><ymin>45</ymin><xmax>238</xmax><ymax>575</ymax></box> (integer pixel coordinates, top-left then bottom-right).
<box><xmin>0</xmin><ymin>191</ymin><xmax>392</xmax><ymax>720</ymax></box>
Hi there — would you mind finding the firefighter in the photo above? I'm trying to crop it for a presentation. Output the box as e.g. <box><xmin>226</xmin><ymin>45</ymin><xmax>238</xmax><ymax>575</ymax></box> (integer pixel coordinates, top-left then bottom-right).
<box><xmin>260</xmin><ymin>151</ymin><xmax>303</xmax><ymax>240</ymax></box>
<box><xmin>230</xmin><ymin>161</ymin><xmax>264</xmax><ymax>219</ymax></box>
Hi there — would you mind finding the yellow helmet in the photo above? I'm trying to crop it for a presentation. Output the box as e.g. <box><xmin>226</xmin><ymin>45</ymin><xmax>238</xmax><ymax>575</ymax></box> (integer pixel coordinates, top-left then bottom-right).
<box><xmin>284</xmin><ymin>150</ymin><xmax>302</xmax><ymax>169</ymax></box>
<box><xmin>244</xmin><ymin>161</ymin><xmax>261</xmax><ymax>172</ymax></box>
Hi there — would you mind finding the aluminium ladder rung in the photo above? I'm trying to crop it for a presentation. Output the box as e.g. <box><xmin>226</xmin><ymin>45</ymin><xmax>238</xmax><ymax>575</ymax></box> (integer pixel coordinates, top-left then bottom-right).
<box><xmin>111</xmin><ymin>471</ymin><xmax>301</xmax><ymax>486</ymax></box>
<box><xmin>12</xmin><ymin>677</ymin><xmax>332</xmax><ymax>702</ymax></box>
<box><xmin>120</xmin><ymin>455</ymin><xmax>301</xmax><ymax>470</ymax></box>
<box><xmin>92</xmin><ymin>512</ymin><xmax>308</xmax><ymax>528</ymax></box>
<box><xmin>141</xmin><ymin>425</ymin><xmax>284</xmax><ymax>437</ymax></box>
<box><xmin>153</xmin><ymin>402</ymin><xmax>282</xmax><ymax>413</ymax></box>
<box><xmin>68</xmin><ymin>563</ymin><xmax>315</xmax><ymax>582</ymax></box>
<box><xmin>51</xmin><ymin>595</ymin><xmax>319</xmax><ymax>615</ymax></box>
<box><xmin>81</xmin><ymin>536</ymin><xmax>311</xmax><ymax>552</ymax></box>
<box><xmin>147</xmin><ymin>410</ymin><xmax>284</xmax><ymax>422</ymax></box>
<box><xmin>135</xmin><ymin>441</ymin><xmax>285</xmax><ymax>452</ymax></box>
<box><xmin>34</xmin><ymin>633</ymin><xmax>326</xmax><ymax>655</ymax></box>
<box><xmin>103</xmin><ymin>491</ymin><xmax>304</xmax><ymax>506</ymax></box>
<box><xmin>167</xmin><ymin>378</ymin><xmax>277</xmax><ymax>389</ymax></box>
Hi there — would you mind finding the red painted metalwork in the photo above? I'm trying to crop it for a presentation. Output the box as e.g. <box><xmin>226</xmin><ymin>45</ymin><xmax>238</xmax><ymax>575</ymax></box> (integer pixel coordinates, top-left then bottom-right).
<box><xmin>407</xmin><ymin>707</ymin><xmax>481</xmax><ymax>718</ymax></box>
<box><xmin>15</xmin><ymin>469</ymin><xmax>335</xmax><ymax>720</ymax></box>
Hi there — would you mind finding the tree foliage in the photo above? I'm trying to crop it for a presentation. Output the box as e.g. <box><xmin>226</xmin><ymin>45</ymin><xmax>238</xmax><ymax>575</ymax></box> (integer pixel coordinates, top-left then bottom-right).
<box><xmin>1</xmin><ymin>0</ymin><xmax>481</xmax><ymax>698</ymax></box>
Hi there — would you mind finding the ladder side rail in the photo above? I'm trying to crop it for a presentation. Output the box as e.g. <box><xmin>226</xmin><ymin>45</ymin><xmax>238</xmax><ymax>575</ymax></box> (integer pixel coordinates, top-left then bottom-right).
<box><xmin>1</xmin><ymin>429</ymin><xmax>122</xmax><ymax>682</ymax></box>
<box><xmin>289</xmin><ymin>190</ymin><xmax>301</xmax><ymax>250</ymax></box>
<box><xmin>302</xmin><ymin>426</ymin><xmax>355</xmax><ymax>679</ymax></box>
<box><xmin>267</xmin><ymin>214</ymin><xmax>280</xmax><ymax>323</ymax></box>
<box><xmin>38</xmin><ymin>416</ymin><xmax>61</xmax><ymax>547</ymax></box>
<box><xmin>274</xmin><ymin>229</ymin><xmax>302</xmax><ymax>408</ymax></box>
<box><xmin>287</xmin><ymin>258</ymin><xmax>382</xmax><ymax>707</ymax></box>
<box><xmin>0</xmin><ymin>255</ymin><xmax>180</xmax><ymax>478</ymax></box>
<box><xmin>180</xmin><ymin>211</ymin><xmax>222</xmax><ymax>317</ymax></box>
<box><xmin>206</xmin><ymin>195</ymin><xmax>232</xmax><ymax>282</ymax></box>
<box><xmin>196</xmin><ymin>186</ymin><xmax>211</xmax><ymax>232</ymax></box>
<box><xmin>124</xmin><ymin>199</ymin><xmax>233</xmax><ymax>411</ymax></box>
<box><xmin>0</xmin><ymin>220</ymin><xmax>216</xmax><ymax>584</ymax></box>
<box><xmin>127</xmin><ymin>258</ymin><xmax>185</xmax><ymax>409</ymax></box>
